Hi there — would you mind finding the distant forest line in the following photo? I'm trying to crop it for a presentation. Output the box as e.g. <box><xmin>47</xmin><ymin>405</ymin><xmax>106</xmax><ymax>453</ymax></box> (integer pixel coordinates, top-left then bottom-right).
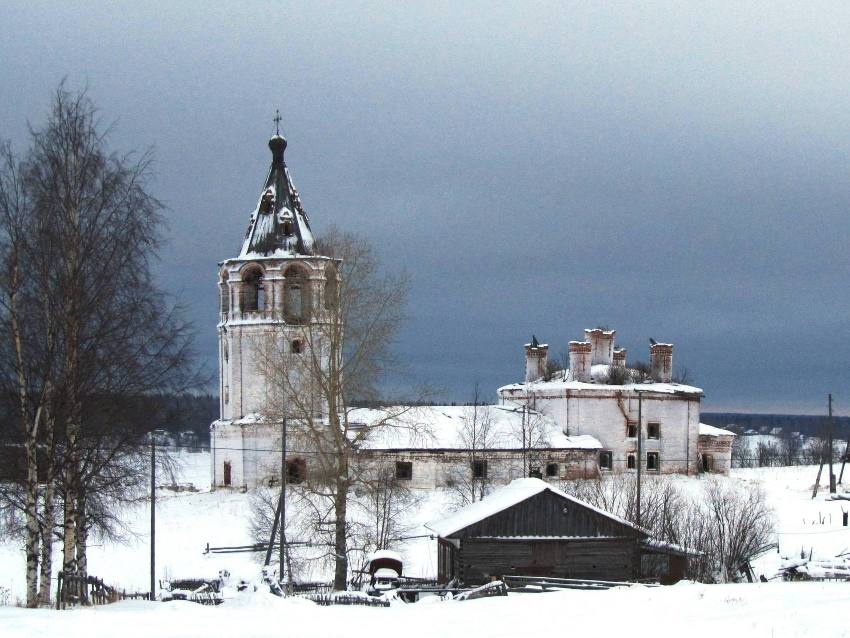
<box><xmin>701</xmin><ymin>412</ymin><xmax>850</xmax><ymax>437</ymax></box>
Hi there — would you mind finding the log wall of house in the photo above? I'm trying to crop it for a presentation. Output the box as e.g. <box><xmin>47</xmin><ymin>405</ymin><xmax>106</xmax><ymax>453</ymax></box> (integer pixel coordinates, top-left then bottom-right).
<box><xmin>458</xmin><ymin>537</ymin><xmax>639</xmax><ymax>584</ymax></box>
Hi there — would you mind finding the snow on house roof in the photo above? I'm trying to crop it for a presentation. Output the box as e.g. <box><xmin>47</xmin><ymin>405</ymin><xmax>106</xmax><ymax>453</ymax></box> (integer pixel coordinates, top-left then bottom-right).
<box><xmin>349</xmin><ymin>405</ymin><xmax>602</xmax><ymax>451</ymax></box>
<box><xmin>425</xmin><ymin>477</ymin><xmax>646</xmax><ymax>538</ymax></box>
<box><xmin>698</xmin><ymin>423</ymin><xmax>736</xmax><ymax>437</ymax></box>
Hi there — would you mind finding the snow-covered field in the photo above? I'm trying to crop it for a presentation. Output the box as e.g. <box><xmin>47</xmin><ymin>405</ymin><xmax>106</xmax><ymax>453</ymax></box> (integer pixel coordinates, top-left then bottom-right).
<box><xmin>1</xmin><ymin>581</ymin><xmax>848</xmax><ymax>638</ymax></box>
<box><xmin>2</xmin><ymin>453</ymin><xmax>850</xmax><ymax>636</ymax></box>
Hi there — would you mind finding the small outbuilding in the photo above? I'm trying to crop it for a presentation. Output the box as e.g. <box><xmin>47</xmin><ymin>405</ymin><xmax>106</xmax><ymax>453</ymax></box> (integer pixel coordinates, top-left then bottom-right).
<box><xmin>427</xmin><ymin>478</ymin><xmax>688</xmax><ymax>585</ymax></box>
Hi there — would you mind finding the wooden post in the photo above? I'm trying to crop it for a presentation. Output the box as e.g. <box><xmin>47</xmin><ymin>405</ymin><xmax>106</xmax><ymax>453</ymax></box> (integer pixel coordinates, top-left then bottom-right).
<box><xmin>636</xmin><ymin>390</ymin><xmax>643</xmax><ymax>529</ymax></box>
<box><xmin>150</xmin><ymin>434</ymin><xmax>156</xmax><ymax>600</ymax></box>
<box><xmin>829</xmin><ymin>394</ymin><xmax>836</xmax><ymax>494</ymax></box>
<box><xmin>280</xmin><ymin>417</ymin><xmax>287</xmax><ymax>587</ymax></box>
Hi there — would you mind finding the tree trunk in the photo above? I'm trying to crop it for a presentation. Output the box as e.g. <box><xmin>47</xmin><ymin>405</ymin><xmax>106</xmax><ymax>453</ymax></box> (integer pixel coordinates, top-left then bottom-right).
<box><xmin>38</xmin><ymin>409</ymin><xmax>56</xmax><ymax>606</ymax></box>
<box><xmin>38</xmin><ymin>477</ymin><xmax>55</xmax><ymax>605</ymax></box>
<box><xmin>75</xmin><ymin>495</ymin><xmax>88</xmax><ymax>604</ymax></box>
<box><xmin>333</xmin><ymin>476</ymin><xmax>349</xmax><ymax>590</ymax></box>
<box><xmin>24</xmin><ymin>437</ymin><xmax>40</xmax><ymax>607</ymax></box>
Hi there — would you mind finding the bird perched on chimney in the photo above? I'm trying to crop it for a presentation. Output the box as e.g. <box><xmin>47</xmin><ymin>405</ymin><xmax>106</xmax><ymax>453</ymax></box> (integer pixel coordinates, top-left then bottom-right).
<box><xmin>649</xmin><ymin>338</ymin><xmax>657</xmax><ymax>345</ymax></box>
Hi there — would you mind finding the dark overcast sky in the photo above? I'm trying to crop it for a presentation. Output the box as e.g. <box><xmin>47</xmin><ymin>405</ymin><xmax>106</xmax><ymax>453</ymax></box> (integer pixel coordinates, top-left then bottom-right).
<box><xmin>2</xmin><ymin>2</ymin><xmax>850</xmax><ymax>414</ymax></box>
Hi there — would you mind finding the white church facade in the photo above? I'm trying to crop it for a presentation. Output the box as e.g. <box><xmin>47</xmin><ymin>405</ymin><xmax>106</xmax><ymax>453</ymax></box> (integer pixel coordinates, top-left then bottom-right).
<box><xmin>498</xmin><ymin>329</ymin><xmax>733</xmax><ymax>477</ymax></box>
<box><xmin>210</xmin><ymin>134</ymin><xmax>732</xmax><ymax>491</ymax></box>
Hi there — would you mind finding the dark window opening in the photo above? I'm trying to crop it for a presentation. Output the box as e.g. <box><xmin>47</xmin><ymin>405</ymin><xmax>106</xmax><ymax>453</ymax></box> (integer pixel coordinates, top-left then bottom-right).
<box><xmin>284</xmin><ymin>267</ymin><xmax>309</xmax><ymax>323</ymax></box>
<box><xmin>241</xmin><ymin>269</ymin><xmax>265</xmax><ymax>312</ymax></box>
<box><xmin>291</xmin><ymin>339</ymin><xmax>303</xmax><ymax>354</ymax></box>
<box><xmin>529</xmin><ymin>466</ymin><xmax>542</xmax><ymax>479</ymax></box>
<box><xmin>286</xmin><ymin>458</ymin><xmax>306</xmax><ymax>484</ymax></box>
<box><xmin>223</xmin><ymin>461</ymin><xmax>232</xmax><ymax>487</ymax></box>
<box><xmin>259</xmin><ymin>188</ymin><xmax>274</xmax><ymax>214</ymax></box>
<box><xmin>282</xmin><ymin>220</ymin><xmax>293</xmax><ymax>236</ymax></box>
<box><xmin>701</xmin><ymin>454</ymin><xmax>714</xmax><ymax>472</ymax></box>
<box><xmin>395</xmin><ymin>461</ymin><xmax>413</xmax><ymax>480</ymax></box>
<box><xmin>220</xmin><ymin>284</ymin><xmax>229</xmax><ymax>315</ymax></box>
<box><xmin>627</xmin><ymin>454</ymin><xmax>636</xmax><ymax>469</ymax></box>
<box><xmin>324</xmin><ymin>265</ymin><xmax>339</xmax><ymax>311</ymax></box>
<box><xmin>627</xmin><ymin>421</ymin><xmax>637</xmax><ymax>438</ymax></box>
<box><xmin>647</xmin><ymin>422</ymin><xmax>660</xmax><ymax>439</ymax></box>
<box><xmin>599</xmin><ymin>451</ymin><xmax>613</xmax><ymax>470</ymax></box>
<box><xmin>545</xmin><ymin>462</ymin><xmax>559</xmax><ymax>478</ymax></box>
<box><xmin>646</xmin><ymin>452</ymin><xmax>660</xmax><ymax>471</ymax></box>
<box><xmin>472</xmin><ymin>459</ymin><xmax>488</xmax><ymax>479</ymax></box>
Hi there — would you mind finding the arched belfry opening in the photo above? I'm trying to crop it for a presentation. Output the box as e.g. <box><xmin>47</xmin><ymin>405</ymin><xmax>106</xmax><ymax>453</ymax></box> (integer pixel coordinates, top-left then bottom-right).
<box><xmin>324</xmin><ymin>262</ymin><xmax>339</xmax><ymax>311</ymax></box>
<box><xmin>241</xmin><ymin>267</ymin><xmax>265</xmax><ymax>312</ymax></box>
<box><xmin>283</xmin><ymin>265</ymin><xmax>309</xmax><ymax>323</ymax></box>
<box><xmin>219</xmin><ymin>270</ymin><xmax>230</xmax><ymax>317</ymax></box>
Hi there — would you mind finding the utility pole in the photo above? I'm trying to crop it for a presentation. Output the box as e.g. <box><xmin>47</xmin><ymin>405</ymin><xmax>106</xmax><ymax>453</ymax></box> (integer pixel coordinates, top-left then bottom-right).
<box><xmin>829</xmin><ymin>394</ymin><xmax>836</xmax><ymax>494</ymax></box>
<box><xmin>150</xmin><ymin>434</ymin><xmax>156</xmax><ymax>600</ymax></box>
<box><xmin>280</xmin><ymin>417</ymin><xmax>287</xmax><ymax>588</ymax></box>
<box><xmin>636</xmin><ymin>390</ymin><xmax>643</xmax><ymax>529</ymax></box>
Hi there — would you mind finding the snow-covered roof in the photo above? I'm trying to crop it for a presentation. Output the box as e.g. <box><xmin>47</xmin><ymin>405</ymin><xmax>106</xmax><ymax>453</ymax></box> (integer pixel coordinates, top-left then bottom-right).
<box><xmin>349</xmin><ymin>405</ymin><xmax>601</xmax><ymax>451</ymax></box>
<box><xmin>368</xmin><ymin>550</ymin><xmax>402</xmax><ymax>564</ymax></box>
<box><xmin>698</xmin><ymin>423</ymin><xmax>736</xmax><ymax>437</ymax></box>
<box><xmin>499</xmin><ymin>365</ymin><xmax>703</xmax><ymax>397</ymax></box>
<box><xmin>425</xmin><ymin>477</ymin><xmax>646</xmax><ymax>538</ymax></box>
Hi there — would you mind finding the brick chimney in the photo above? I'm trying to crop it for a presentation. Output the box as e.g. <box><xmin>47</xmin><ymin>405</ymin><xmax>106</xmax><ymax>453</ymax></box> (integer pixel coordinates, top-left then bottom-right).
<box><xmin>650</xmin><ymin>343</ymin><xmax>673</xmax><ymax>383</ymax></box>
<box><xmin>613</xmin><ymin>348</ymin><xmax>627</xmax><ymax>368</ymax></box>
<box><xmin>584</xmin><ymin>328</ymin><xmax>616</xmax><ymax>366</ymax></box>
<box><xmin>524</xmin><ymin>336</ymin><xmax>549</xmax><ymax>383</ymax></box>
<box><xmin>569</xmin><ymin>341</ymin><xmax>592</xmax><ymax>382</ymax></box>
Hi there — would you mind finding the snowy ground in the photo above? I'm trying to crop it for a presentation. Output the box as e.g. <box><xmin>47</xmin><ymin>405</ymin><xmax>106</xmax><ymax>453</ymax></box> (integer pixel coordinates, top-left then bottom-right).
<box><xmin>1</xmin><ymin>581</ymin><xmax>848</xmax><ymax>637</ymax></box>
<box><xmin>2</xmin><ymin>454</ymin><xmax>850</xmax><ymax>636</ymax></box>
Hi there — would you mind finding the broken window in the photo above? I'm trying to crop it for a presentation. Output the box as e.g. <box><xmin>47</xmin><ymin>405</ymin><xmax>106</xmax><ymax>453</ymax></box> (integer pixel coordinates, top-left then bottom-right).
<box><xmin>472</xmin><ymin>459</ymin><xmax>488</xmax><ymax>479</ymax></box>
<box><xmin>647</xmin><ymin>422</ymin><xmax>660</xmax><ymax>439</ymax></box>
<box><xmin>627</xmin><ymin>454</ymin><xmax>636</xmax><ymax>469</ymax></box>
<box><xmin>627</xmin><ymin>421</ymin><xmax>637</xmax><ymax>438</ymax></box>
<box><xmin>395</xmin><ymin>461</ymin><xmax>412</xmax><ymax>480</ymax></box>
<box><xmin>286</xmin><ymin>458</ymin><xmax>306</xmax><ymax>484</ymax></box>
<box><xmin>646</xmin><ymin>452</ymin><xmax>660</xmax><ymax>471</ymax></box>
<box><xmin>599</xmin><ymin>451</ymin><xmax>613</xmax><ymax>470</ymax></box>
<box><xmin>545</xmin><ymin>462</ymin><xmax>559</xmax><ymax>478</ymax></box>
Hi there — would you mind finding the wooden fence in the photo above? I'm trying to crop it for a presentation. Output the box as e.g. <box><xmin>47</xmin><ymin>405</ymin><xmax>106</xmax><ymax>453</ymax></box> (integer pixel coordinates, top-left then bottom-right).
<box><xmin>56</xmin><ymin>571</ymin><xmax>149</xmax><ymax>609</ymax></box>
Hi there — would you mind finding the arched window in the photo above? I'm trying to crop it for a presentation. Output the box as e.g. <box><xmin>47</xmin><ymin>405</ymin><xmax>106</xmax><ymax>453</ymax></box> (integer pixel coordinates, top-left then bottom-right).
<box><xmin>291</xmin><ymin>339</ymin><xmax>303</xmax><ymax>354</ymax></box>
<box><xmin>324</xmin><ymin>263</ymin><xmax>339</xmax><ymax>311</ymax></box>
<box><xmin>241</xmin><ymin>268</ymin><xmax>265</xmax><ymax>312</ymax></box>
<box><xmin>220</xmin><ymin>271</ymin><xmax>230</xmax><ymax>316</ymax></box>
<box><xmin>283</xmin><ymin>266</ymin><xmax>309</xmax><ymax>323</ymax></box>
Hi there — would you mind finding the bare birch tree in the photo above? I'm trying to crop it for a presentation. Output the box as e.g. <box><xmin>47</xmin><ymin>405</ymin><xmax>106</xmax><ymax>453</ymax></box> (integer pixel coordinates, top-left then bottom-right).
<box><xmin>449</xmin><ymin>385</ymin><xmax>499</xmax><ymax>505</ymax></box>
<box><xmin>258</xmin><ymin>227</ymin><xmax>415</xmax><ymax>590</ymax></box>
<box><xmin>0</xmin><ymin>83</ymin><xmax>201</xmax><ymax>603</ymax></box>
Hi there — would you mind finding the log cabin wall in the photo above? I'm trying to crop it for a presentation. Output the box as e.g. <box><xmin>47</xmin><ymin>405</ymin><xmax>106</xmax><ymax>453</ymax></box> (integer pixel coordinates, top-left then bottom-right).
<box><xmin>458</xmin><ymin>537</ymin><xmax>639</xmax><ymax>585</ymax></box>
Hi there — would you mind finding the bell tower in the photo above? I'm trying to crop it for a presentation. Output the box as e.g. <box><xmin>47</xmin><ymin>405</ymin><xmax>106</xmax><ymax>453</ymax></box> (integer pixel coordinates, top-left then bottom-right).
<box><xmin>211</xmin><ymin>125</ymin><xmax>340</xmax><ymax>488</ymax></box>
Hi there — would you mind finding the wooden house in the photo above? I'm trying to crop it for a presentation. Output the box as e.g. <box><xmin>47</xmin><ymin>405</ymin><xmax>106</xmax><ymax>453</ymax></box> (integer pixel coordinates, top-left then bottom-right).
<box><xmin>427</xmin><ymin>478</ymin><xmax>688</xmax><ymax>585</ymax></box>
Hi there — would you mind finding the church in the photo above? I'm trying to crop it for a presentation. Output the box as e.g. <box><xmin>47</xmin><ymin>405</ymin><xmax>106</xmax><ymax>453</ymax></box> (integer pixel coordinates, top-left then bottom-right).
<box><xmin>210</xmin><ymin>131</ymin><xmax>733</xmax><ymax>490</ymax></box>
<box><xmin>210</xmin><ymin>128</ymin><xmax>340</xmax><ymax>489</ymax></box>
